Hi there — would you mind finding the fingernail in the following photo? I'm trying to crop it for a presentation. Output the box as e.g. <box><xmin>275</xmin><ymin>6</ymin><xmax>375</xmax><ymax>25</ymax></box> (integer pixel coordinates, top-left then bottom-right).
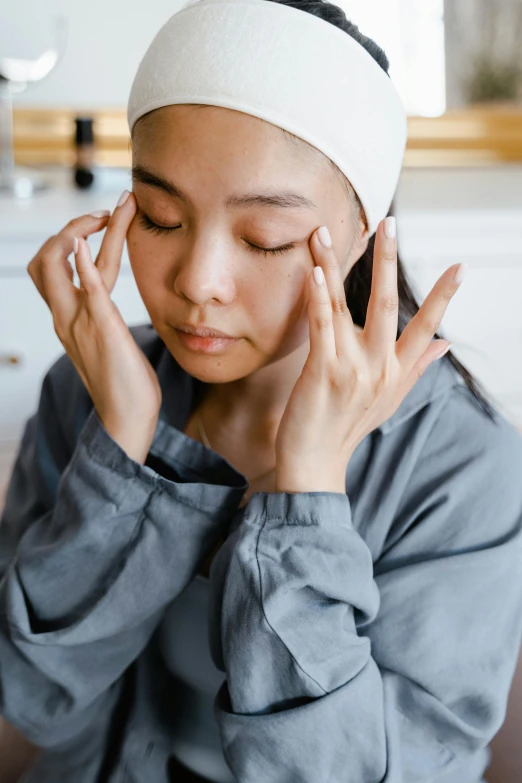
<box><xmin>89</xmin><ymin>209</ymin><xmax>111</xmax><ymax>218</ymax></box>
<box><xmin>384</xmin><ymin>216</ymin><xmax>396</xmax><ymax>239</ymax></box>
<box><xmin>436</xmin><ymin>342</ymin><xmax>452</xmax><ymax>360</ymax></box>
<box><xmin>454</xmin><ymin>263</ymin><xmax>468</xmax><ymax>285</ymax></box>
<box><xmin>73</xmin><ymin>236</ymin><xmax>79</xmax><ymax>254</ymax></box>
<box><xmin>313</xmin><ymin>266</ymin><xmax>325</xmax><ymax>285</ymax></box>
<box><xmin>117</xmin><ymin>189</ymin><xmax>130</xmax><ymax>208</ymax></box>
<box><xmin>317</xmin><ymin>226</ymin><xmax>332</xmax><ymax>248</ymax></box>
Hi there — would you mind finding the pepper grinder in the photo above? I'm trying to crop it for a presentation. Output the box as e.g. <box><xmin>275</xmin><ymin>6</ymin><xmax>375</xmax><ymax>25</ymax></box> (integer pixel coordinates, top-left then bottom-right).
<box><xmin>73</xmin><ymin>116</ymin><xmax>95</xmax><ymax>189</ymax></box>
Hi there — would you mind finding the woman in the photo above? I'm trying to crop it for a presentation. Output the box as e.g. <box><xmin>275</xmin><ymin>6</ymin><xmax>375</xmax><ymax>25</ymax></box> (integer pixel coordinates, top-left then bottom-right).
<box><xmin>1</xmin><ymin>1</ymin><xmax>522</xmax><ymax>781</ymax></box>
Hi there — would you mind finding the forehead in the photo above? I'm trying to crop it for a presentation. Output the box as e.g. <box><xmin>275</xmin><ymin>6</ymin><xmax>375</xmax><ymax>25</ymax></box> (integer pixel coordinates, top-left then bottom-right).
<box><xmin>132</xmin><ymin>104</ymin><xmax>327</xmax><ymax>173</ymax></box>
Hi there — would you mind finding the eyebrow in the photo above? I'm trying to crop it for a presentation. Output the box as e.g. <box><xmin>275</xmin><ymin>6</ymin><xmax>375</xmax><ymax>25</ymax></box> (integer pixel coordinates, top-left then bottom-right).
<box><xmin>131</xmin><ymin>165</ymin><xmax>317</xmax><ymax>211</ymax></box>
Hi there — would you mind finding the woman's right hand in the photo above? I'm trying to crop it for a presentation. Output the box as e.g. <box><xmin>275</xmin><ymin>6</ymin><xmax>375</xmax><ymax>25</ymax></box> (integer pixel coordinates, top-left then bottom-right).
<box><xmin>27</xmin><ymin>189</ymin><xmax>162</xmax><ymax>465</ymax></box>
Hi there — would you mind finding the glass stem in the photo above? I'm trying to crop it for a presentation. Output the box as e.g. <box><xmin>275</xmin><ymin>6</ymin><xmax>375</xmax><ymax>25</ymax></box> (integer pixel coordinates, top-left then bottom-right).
<box><xmin>0</xmin><ymin>76</ymin><xmax>15</xmax><ymax>189</ymax></box>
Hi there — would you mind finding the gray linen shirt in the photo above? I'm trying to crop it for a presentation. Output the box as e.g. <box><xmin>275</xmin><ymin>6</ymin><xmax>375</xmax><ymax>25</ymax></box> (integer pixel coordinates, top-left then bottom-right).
<box><xmin>1</xmin><ymin>322</ymin><xmax>522</xmax><ymax>783</ymax></box>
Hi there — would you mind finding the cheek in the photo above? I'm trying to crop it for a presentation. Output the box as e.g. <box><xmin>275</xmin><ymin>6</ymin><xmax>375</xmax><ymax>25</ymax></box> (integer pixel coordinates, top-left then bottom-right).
<box><xmin>247</xmin><ymin>265</ymin><xmax>310</xmax><ymax>340</ymax></box>
<box><xmin>127</xmin><ymin>228</ymin><xmax>165</xmax><ymax>298</ymax></box>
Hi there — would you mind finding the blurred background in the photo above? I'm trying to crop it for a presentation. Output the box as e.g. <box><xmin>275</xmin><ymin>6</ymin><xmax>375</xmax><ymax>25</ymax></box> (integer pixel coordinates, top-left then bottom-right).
<box><xmin>1</xmin><ymin>1</ymin><xmax>522</xmax><ymax>782</ymax></box>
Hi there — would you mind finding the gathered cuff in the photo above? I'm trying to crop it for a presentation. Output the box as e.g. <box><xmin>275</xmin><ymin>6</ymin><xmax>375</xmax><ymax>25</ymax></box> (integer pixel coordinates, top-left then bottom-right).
<box><xmin>81</xmin><ymin>408</ymin><xmax>249</xmax><ymax>512</ymax></box>
<box><xmin>242</xmin><ymin>490</ymin><xmax>351</xmax><ymax>527</ymax></box>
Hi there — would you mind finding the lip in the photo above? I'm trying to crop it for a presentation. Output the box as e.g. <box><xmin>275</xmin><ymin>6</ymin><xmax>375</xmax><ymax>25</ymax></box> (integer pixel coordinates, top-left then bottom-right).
<box><xmin>176</xmin><ymin>323</ymin><xmax>234</xmax><ymax>338</ymax></box>
<box><xmin>173</xmin><ymin>327</ymin><xmax>240</xmax><ymax>354</ymax></box>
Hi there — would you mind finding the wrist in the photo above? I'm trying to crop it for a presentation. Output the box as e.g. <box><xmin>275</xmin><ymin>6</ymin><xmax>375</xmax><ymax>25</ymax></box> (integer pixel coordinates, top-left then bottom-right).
<box><xmin>103</xmin><ymin>415</ymin><xmax>159</xmax><ymax>465</ymax></box>
<box><xmin>275</xmin><ymin>469</ymin><xmax>346</xmax><ymax>495</ymax></box>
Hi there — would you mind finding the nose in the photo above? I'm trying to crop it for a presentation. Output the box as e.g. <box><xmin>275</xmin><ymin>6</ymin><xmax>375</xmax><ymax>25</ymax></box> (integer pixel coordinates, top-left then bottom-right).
<box><xmin>173</xmin><ymin>232</ymin><xmax>236</xmax><ymax>306</ymax></box>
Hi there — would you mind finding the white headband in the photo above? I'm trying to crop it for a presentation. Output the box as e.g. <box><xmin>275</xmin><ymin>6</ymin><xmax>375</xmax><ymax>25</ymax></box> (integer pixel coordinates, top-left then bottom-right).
<box><xmin>127</xmin><ymin>0</ymin><xmax>407</xmax><ymax>236</ymax></box>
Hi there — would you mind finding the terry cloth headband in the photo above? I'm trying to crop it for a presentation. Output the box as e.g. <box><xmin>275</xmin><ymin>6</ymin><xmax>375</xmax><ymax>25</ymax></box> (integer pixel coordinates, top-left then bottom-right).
<box><xmin>127</xmin><ymin>0</ymin><xmax>408</xmax><ymax>236</ymax></box>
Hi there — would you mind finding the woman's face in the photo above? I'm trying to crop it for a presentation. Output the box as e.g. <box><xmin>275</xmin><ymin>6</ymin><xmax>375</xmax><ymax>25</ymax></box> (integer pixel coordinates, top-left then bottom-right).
<box><xmin>128</xmin><ymin>104</ymin><xmax>368</xmax><ymax>384</ymax></box>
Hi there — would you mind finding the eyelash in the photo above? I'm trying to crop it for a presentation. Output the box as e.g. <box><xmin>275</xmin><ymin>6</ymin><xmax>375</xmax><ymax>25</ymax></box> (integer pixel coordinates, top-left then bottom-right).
<box><xmin>138</xmin><ymin>213</ymin><xmax>296</xmax><ymax>257</ymax></box>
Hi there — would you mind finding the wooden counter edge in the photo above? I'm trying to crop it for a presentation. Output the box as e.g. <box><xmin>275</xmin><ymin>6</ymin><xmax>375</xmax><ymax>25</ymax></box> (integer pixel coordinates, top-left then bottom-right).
<box><xmin>11</xmin><ymin>106</ymin><xmax>522</xmax><ymax>168</ymax></box>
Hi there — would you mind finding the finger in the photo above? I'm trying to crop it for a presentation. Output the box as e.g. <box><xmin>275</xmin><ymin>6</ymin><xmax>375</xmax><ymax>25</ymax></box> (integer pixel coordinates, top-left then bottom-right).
<box><xmin>364</xmin><ymin>217</ymin><xmax>399</xmax><ymax>355</ymax></box>
<box><xmin>396</xmin><ymin>263</ymin><xmax>467</xmax><ymax>373</ymax></box>
<box><xmin>38</xmin><ymin>238</ymin><xmax>80</xmax><ymax>327</ymax></box>
<box><xmin>27</xmin><ymin>247</ymin><xmax>51</xmax><ymax>306</ymax></box>
<box><xmin>74</xmin><ymin>237</ymin><xmax>115</xmax><ymax>323</ymax></box>
<box><xmin>58</xmin><ymin>211</ymin><xmax>112</xmax><ymax>244</ymax></box>
<box><xmin>94</xmin><ymin>190</ymin><xmax>136</xmax><ymax>293</ymax></box>
<box><xmin>51</xmin><ymin>210</ymin><xmax>112</xmax><ymax>289</ymax></box>
<box><xmin>307</xmin><ymin>264</ymin><xmax>337</xmax><ymax>371</ymax></box>
<box><xmin>27</xmin><ymin>235</ymin><xmax>58</xmax><ymax>306</ymax></box>
<box><xmin>29</xmin><ymin>212</ymin><xmax>111</xmax><ymax>303</ymax></box>
<box><xmin>310</xmin><ymin>226</ymin><xmax>359</xmax><ymax>360</ymax></box>
<box><xmin>400</xmin><ymin>339</ymin><xmax>452</xmax><ymax>397</ymax></box>
<box><xmin>27</xmin><ymin>257</ymin><xmax>49</xmax><ymax>306</ymax></box>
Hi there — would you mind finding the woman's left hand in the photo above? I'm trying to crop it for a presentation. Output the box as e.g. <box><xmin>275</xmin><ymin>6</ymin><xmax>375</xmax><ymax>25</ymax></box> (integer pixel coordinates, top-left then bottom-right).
<box><xmin>274</xmin><ymin>216</ymin><xmax>466</xmax><ymax>494</ymax></box>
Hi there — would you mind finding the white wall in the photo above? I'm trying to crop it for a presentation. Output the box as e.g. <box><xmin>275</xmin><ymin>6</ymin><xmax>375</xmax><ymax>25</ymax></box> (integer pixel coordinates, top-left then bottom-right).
<box><xmin>2</xmin><ymin>0</ymin><xmax>187</xmax><ymax>108</ymax></box>
<box><xmin>2</xmin><ymin>0</ymin><xmax>445</xmax><ymax>115</ymax></box>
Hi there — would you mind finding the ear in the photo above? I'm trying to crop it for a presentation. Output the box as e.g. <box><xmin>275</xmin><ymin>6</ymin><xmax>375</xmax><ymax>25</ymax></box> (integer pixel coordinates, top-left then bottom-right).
<box><xmin>353</xmin><ymin>227</ymin><xmax>370</xmax><ymax>260</ymax></box>
<box><xmin>341</xmin><ymin>234</ymin><xmax>369</xmax><ymax>287</ymax></box>
<box><xmin>346</xmin><ymin>212</ymin><xmax>370</xmax><ymax>269</ymax></box>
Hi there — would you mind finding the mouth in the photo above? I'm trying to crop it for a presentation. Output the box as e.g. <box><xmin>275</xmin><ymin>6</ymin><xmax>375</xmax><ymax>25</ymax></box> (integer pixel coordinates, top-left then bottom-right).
<box><xmin>172</xmin><ymin>325</ymin><xmax>241</xmax><ymax>355</ymax></box>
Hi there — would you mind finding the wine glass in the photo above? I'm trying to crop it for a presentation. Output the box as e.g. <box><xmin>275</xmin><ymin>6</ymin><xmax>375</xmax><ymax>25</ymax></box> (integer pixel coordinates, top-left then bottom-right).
<box><xmin>0</xmin><ymin>9</ymin><xmax>69</xmax><ymax>198</ymax></box>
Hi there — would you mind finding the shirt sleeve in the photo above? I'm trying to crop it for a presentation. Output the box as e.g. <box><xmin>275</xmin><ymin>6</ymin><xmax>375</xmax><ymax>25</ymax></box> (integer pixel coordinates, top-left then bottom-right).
<box><xmin>0</xmin><ymin>357</ymin><xmax>247</xmax><ymax>749</ymax></box>
<box><xmin>208</xmin><ymin>386</ymin><xmax>522</xmax><ymax>782</ymax></box>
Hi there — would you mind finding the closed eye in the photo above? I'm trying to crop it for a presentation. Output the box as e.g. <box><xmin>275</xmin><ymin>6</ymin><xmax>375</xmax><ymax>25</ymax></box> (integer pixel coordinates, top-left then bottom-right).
<box><xmin>138</xmin><ymin>213</ymin><xmax>296</xmax><ymax>256</ymax></box>
<box><xmin>138</xmin><ymin>213</ymin><xmax>180</xmax><ymax>236</ymax></box>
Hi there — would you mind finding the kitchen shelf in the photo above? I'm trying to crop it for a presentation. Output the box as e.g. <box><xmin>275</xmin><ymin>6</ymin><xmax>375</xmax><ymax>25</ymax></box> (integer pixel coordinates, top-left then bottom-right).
<box><xmin>11</xmin><ymin>106</ymin><xmax>522</xmax><ymax>168</ymax></box>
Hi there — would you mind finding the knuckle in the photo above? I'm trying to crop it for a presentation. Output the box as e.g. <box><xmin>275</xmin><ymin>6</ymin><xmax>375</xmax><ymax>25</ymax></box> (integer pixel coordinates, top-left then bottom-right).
<box><xmin>40</xmin><ymin>252</ymin><xmax>52</xmax><ymax>271</ymax></box>
<box><xmin>331</xmin><ymin>293</ymin><xmax>350</xmax><ymax>316</ymax></box>
<box><xmin>326</xmin><ymin>365</ymin><xmax>342</xmax><ymax>389</ymax></box>
<box><xmin>419</xmin><ymin>315</ymin><xmax>440</xmax><ymax>335</ymax></box>
<box><xmin>381</xmin><ymin>249</ymin><xmax>397</xmax><ymax>265</ymax></box>
<box><xmin>378</xmin><ymin>294</ymin><xmax>399</xmax><ymax>316</ymax></box>
<box><xmin>353</xmin><ymin>367</ymin><xmax>367</xmax><ymax>386</ymax></box>
<box><xmin>337</xmin><ymin>367</ymin><xmax>354</xmax><ymax>389</ymax></box>
<box><xmin>314</xmin><ymin>312</ymin><xmax>331</xmax><ymax>332</ymax></box>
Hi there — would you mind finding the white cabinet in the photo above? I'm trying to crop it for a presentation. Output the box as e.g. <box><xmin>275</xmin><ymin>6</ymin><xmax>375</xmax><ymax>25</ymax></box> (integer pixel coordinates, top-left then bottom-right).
<box><xmin>396</xmin><ymin>207</ymin><xmax>522</xmax><ymax>426</ymax></box>
<box><xmin>0</xmin><ymin>167</ymin><xmax>149</xmax><ymax>503</ymax></box>
<box><xmin>0</xmin><ymin>273</ymin><xmax>148</xmax><ymax>440</ymax></box>
<box><xmin>396</xmin><ymin>165</ymin><xmax>522</xmax><ymax>427</ymax></box>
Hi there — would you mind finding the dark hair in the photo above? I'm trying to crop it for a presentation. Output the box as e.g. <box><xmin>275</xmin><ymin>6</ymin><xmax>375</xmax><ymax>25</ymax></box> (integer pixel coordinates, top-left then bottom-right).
<box><xmin>265</xmin><ymin>0</ymin><xmax>496</xmax><ymax>421</ymax></box>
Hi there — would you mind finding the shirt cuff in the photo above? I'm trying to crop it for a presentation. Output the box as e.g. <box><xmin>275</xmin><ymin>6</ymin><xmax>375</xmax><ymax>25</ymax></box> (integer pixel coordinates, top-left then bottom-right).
<box><xmin>242</xmin><ymin>490</ymin><xmax>351</xmax><ymax>527</ymax></box>
<box><xmin>81</xmin><ymin>407</ymin><xmax>249</xmax><ymax>513</ymax></box>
